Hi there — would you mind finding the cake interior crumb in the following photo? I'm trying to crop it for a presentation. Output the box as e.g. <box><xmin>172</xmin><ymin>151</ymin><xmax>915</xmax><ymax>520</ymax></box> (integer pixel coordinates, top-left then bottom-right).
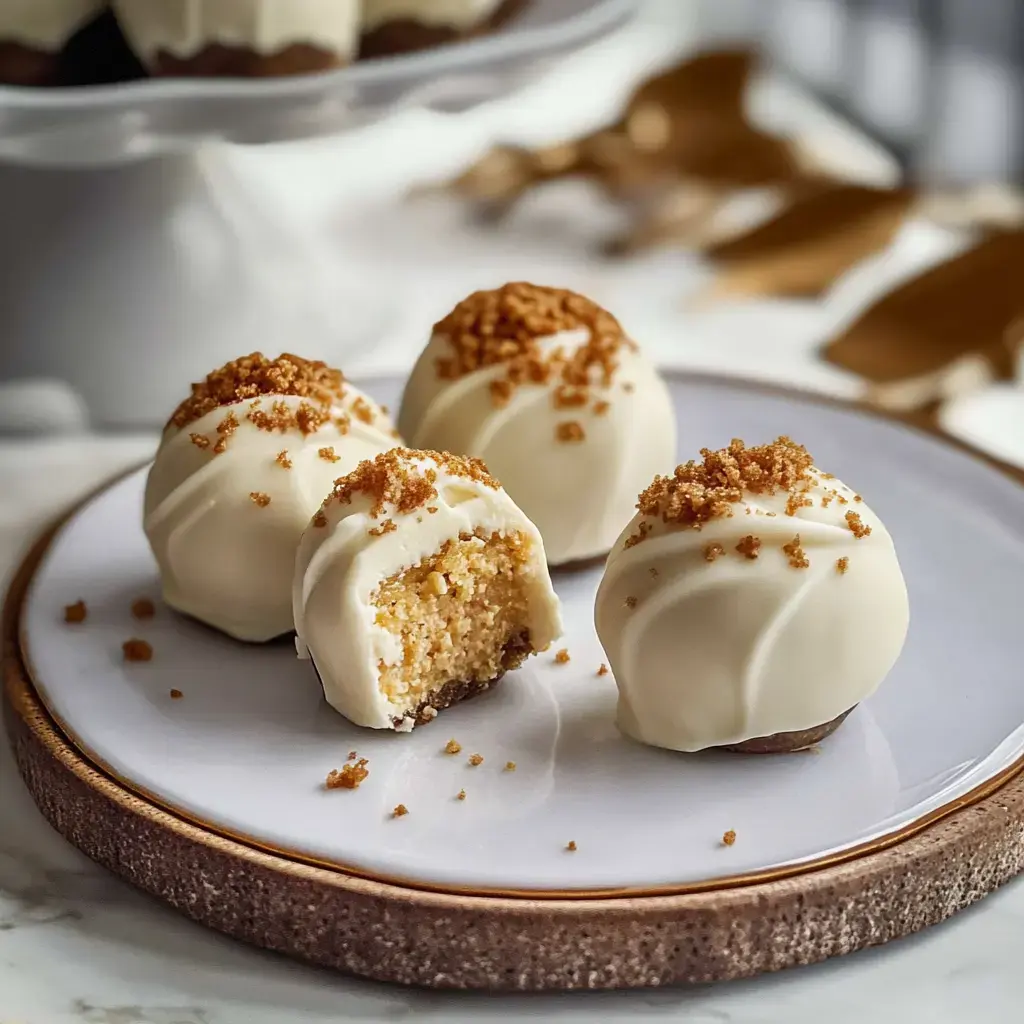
<box><xmin>372</xmin><ymin>531</ymin><xmax>535</xmax><ymax>715</ymax></box>
<box><xmin>444</xmin><ymin>738</ymin><xmax>463</xmax><ymax>755</ymax></box>
<box><xmin>468</xmin><ymin>753</ymin><xmax>484</xmax><ymax>767</ymax></box>
<box><xmin>554</xmin><ymin>648</ymin><xmax>571</xmax><ymax>664</ymax></box>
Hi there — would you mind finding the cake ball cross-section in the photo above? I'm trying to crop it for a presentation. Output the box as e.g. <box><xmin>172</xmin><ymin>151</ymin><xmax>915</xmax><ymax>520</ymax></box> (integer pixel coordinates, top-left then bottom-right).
<box><xmin>293</xmin><ymin>449</ymin><xmax>563</xmax><ymax>732</ymax></box>
<box><xmin>595</xmin><ymin>438</ymin><xmax>910</xmax><ymax>754</ymax></box>
<box><xmin>143</xmin><ymin>353</ymin><xmax>398</xmax><ymax>643</ymax></box>
<box><xmin>398</xmin><ymin>283</ymin><xmax>677</xmax><ymax>566</ymax></box>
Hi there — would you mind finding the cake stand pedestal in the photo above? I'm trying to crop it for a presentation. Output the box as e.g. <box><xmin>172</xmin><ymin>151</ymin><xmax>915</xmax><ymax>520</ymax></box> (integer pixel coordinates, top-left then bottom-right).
<box><xmin>0</xmin><ymin>148</ymin><xmax>382</xmax><ymax>427</ymax></box>
<box><xmin>0</xmin><ymin>0</ymin><xmax>633</xmax><ymax>428</ymax></box>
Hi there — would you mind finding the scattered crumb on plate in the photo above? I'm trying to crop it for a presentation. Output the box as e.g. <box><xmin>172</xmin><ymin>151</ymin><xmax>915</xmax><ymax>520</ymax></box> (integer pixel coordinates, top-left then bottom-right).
<box><xmin>64</xmin><ymin>600</ymin><xmax>87</xmax><ymax>624</ymax></box>
<box><xmin>122</xmin><ymin>639</ymin><xmax>152</xmax><ymax>662</ymax></box>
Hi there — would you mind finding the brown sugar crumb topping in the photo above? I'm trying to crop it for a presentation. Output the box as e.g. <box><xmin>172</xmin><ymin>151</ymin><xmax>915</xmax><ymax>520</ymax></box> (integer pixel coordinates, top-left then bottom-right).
<box><xmin>250</xmin><ymin>492</ymin><xmax>271</xmax><ymax>508</ymax></box>
<box><xmin>169</xmin><ymin>353</ymin><xmax>346</xmax><ymax>430</ymax></box>
<box><xmin>217</xmin><ymin>411</ymin><xmax>239</xmax><ymax>437</ymax></box>
<box><xmin>597</xmin><ymin>663</ymin><xmax>610</xmax><ymax>677</ymax></box>
<box><xmin>457</xmin><ymin>789</ymin><xmax>467</xmax><ymax>801</ymax></box>
<box><xmin>318</xmin><ymin>446</ymin><xmax>340</xmax><ymax>463</ymax></box>
<box><xmin>347</xmin><ymin>750</ymin><xmax>358</xmax><ymax>761</ymax></box>
<box><xmin>836</xmin><ymin>556</ymin><xmax>850</xmax><ymax>574</ymax></box>
<box><xmin>593</xmin><ymin>400</ymin><xmax>611</xmax><ymax>416</ymax></box>
<box><xmin>637</xmin><ymin>438</ymin><xmax>815</xmax><ymax>529</ymax></box>
<box><xmin>554</xmin><ymin>648</ymin><xmax>571</xmax><ymax>665</ymax></box>
<box><xmin>276</xmin><ymin>449</ymin><xmax>292</xmax><ymax>469</ymax></box>
<box><xmin>704</xmin><ymin>542</ymin><xmax>726</xmax><ymax>563</ymax></box>
<box><xmin>247</xmin><ymin>398</ymin><xmax>330</xmax><ymax>437</ymax></box>
<box><xmin>64</xmin><ymin>600</ymin><xmax>87</xmax><ymax>624</ymax></box>
<box><xmin>554</xmin><ymin>384</ymin><xmax>589</xmax><ymax>409</ymax></box>
<box><xmin>566</xmin><ymin>841</ymin><xmax>578</xmax><ymax>852</ymax></box>
<box><xmin>212</xmin><ymin>437</ymin><xmax>229</xmax><ymax>456</ymax></box>
<box><xmin>169</xmin><ymin>689</ymin><xmax>183</xmax><ymax>700</ymax></box>
<box><xmin>445</xmin><ymin>738</ymin><xmax>463</xmax><ymax>755</ymax></box>
<box><xmin>312</xmin><ymin>511</ymin><xmax>328</xmax><ymax>529</ymax></box>
<box><xmin>368</xmin><ymin>518</ymin><xmax>397</xmax><ymax>538</ymax></box>
<box><xmin>782</xmin><ymin>535</ymin><xmax>809</xmax><ymax>569</ymax></box>
<box><xmin>490</xmin><ymin>379</ymin><xmax>514</xmax><ymax>407</ymax></box>
<box><xmin>736</xmin><ymin>535</ymin><xmax>761</xmax><ymax>559</ymax></box>
<box><xmin>131</xmin><ymin>598</ymin><xmax>156</xmax><ymax>620</ymax></box>
<box><xmin>785</xmin><ymin>492</ymin><xmax>813</xmax><ymax>517</ymax></box>
<box><xmin>392</xmin><ymin>803</ymin><xmax>409</xmax><ymax>818</ymax></box>
<box><xmin>556</xmin><ymin>421</ymin><xmax>586</xmax><ymax>443</ymax></box>
<box><xmin>722</xmin><ymin>830</ymin><xmax>737</xmax><ymax>847</ymax></box>
<box><xmin>821</xmin><ymin>494</ymin><xmax>834</xmax><ymax>508</ymax></box>
<box><xmin>505</xmin><ymin>761</ymin><xmax>517</xmax><ymax>772</ymax></box>
<box><xmin>190</xmin><ymin>433</ymin><xmax>210</xmax><ymax>450</ymax></box>
<box><xmin>329</xmin><ymin>448</ymin><xmax>496</xmax><ymax>519</ymax></box>
<box><xmin>625</xmin><ymin>521</ymin><xmax>653</xmax><ymax>549</ymax></box>
<box><xmin>433</xmin><ymin>283</ymin><xmax>632</xmax><ymax>407</ymax></box>
<box><xmin>351</xmin><ymin>396</ymin><xmax>375</xmax><ymax>425</ymax></box>
<box><xmin>123</xmin><ymin>639</ymin><xmax>153</xmax><ymax>663</ymax></box>
<box><xmin>326</xmin><ymin>759</ymin><xmax>369</xmax><ymax>790</ymax></box>
<box><xmin>854</xmin><ymin>494</ymin><xmax>863</xmax><ymax>502</ymax></box>
<box><xmin>845</xmin><ymin>510</ymin><xmax>872</xmax><ymax>539</ymax></box>
<box><xmin>468</xmin><ymin>753</ymin><xmax>484</xmax><ymax>767</ymax></box>
<box><xmin>625</xmin><ymin>596</ymin><xmax>638</xmax><ymax>609</ymax></box>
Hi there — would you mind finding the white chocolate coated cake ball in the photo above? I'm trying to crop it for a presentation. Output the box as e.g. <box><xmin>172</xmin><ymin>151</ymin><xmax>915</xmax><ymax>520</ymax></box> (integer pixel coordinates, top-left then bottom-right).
<box><xmin>144</xmin><ymin>353</ymin><xmax>397</xmax><ymax>642</ymax></box>
<box><xmin>293</xmin><ymin>448</ymin><xmax>563</xmax><ymax>731</ymax></box>
<box><xmin>595</xmin><ymin>437</ymin><xmax>909</xmax><ymax>753</ymax></box>
<box><xmin>398</xmin><ymin>283</ymin><xmax>677</xmax><ymax>566</ymax></box>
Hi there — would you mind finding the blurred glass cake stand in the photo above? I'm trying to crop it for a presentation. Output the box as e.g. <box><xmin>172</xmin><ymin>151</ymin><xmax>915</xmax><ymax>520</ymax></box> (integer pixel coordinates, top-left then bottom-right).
<box><xmin>0</xmin><ymin>0</ymin><xmax>633</xmax><ymax>428</ymax></box>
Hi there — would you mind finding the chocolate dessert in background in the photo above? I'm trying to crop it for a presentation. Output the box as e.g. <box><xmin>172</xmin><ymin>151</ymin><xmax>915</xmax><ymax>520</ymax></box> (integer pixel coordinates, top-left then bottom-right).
<box><xmin>58</xmin><ymin>9</ymin><xmax>145</xmax><ymax>87</ymax></box>
<box><xmin>359</xmin><ymin>0</ymin><xmax>527</xmax><ymax>60</ymax></box>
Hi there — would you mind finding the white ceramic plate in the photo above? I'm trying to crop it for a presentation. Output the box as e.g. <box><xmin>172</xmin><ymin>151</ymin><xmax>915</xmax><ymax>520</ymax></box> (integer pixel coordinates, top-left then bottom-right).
<box><xmin>19</xmin><ymin>375</ymin><xmax>1024</xmax><ymax>895</ymax></box>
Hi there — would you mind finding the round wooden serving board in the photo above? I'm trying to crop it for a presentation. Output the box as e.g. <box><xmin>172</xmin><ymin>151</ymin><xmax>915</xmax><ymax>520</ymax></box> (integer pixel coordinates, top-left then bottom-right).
<box><xmin>5</xmin><ymin>381</ymin><xmax>1024</xmax><ymax>992</ymax></box>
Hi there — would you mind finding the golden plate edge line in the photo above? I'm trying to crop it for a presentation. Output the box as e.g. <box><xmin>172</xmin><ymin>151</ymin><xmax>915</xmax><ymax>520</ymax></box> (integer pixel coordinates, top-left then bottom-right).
<box><xmin>8</xmin><ymin>373</ymin><xmax>1024</xmax><ymax>901</ymax></box>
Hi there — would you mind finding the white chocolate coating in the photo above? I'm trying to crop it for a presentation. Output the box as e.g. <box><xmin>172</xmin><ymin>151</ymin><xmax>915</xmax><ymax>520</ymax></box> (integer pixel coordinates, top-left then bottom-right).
<box><xmin>143</xmin><ymin>388</ymin><xmax>396</xmax><ymax>643</ymax></box>
<box><xmin>293</xmin><ymin>451</ymin><xmax>563</xmax><ymax>730</ymax></box>
<box><xmin>595</xmin><ymin>469</ymin><xmax>909</xmax><ymax>752</ymax></box>
<box><xmin>112</xmin><ymin>0</ymin><xmax>361</xmax><ymax>62</ymax></box>
<box><xmin>361</xmin><ymin>0</ymin><xmax>504</xmax><ymax>32</ymax></box>
<box><xmin>0</xmin><ymin>0</ymin><xmax>103</xmax><ymax>48</ymax></box>
<box><xmin>398</xmin><ymin>329</ymin><xmax>677</xmax><ymax>566</ymax></box>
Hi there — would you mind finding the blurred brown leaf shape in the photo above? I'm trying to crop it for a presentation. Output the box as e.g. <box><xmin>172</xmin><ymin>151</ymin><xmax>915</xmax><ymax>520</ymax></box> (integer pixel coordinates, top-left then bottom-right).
<box><xmin>435</xmin><ymin>49</ymin><xmax>804</xmax><ymax>241</ymax></box>
<box><xmin>823</xmin><ymin>231</ymin><xmax>1024</xmax><ymax>411</ymax></box>
<box><xmin>695</xmin><ymin>184</ymin><xmax>915</xmax><ymax>304</ymax></box>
